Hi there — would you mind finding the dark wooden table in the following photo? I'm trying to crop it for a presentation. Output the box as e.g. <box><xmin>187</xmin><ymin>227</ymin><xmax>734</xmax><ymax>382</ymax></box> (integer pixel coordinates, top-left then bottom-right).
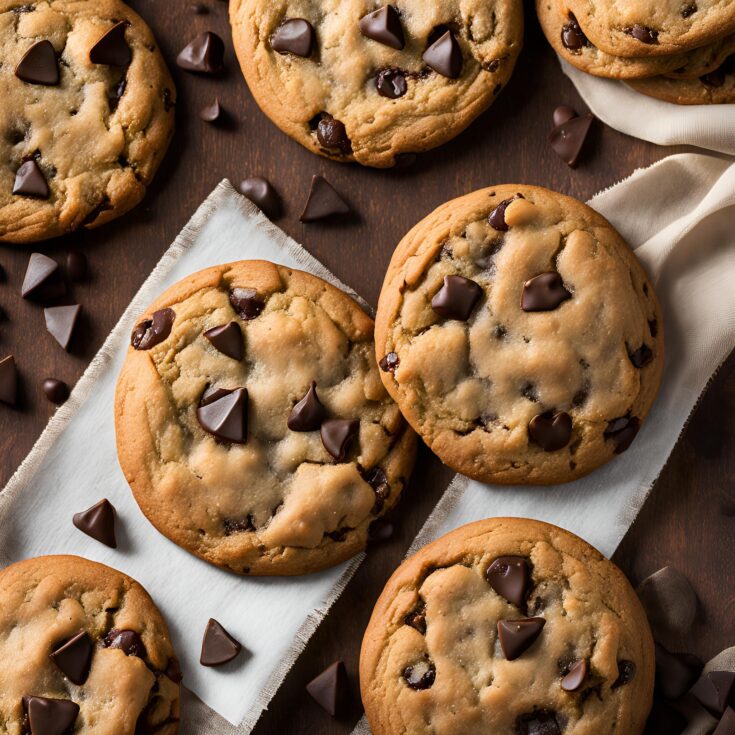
<box><xmin>1</xmin><ymin>1</ymin><xmax>733</xmax><ymax>732</ymax></box>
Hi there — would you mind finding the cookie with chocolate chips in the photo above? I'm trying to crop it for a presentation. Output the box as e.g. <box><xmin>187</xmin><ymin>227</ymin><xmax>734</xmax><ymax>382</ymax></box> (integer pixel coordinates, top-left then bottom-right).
<box><xmin>360</xmin><ymin>517</ymin><xmax>655</xmax><ymax>735</ymax></box>
<box><xmin>229</xmin><ymin>0</ymin><xmax>523</xmax><ymax>168</ymax></box>
<box><xmin>0</xmin><ymin>0</ymin><xmax>175</xmax><ymax>243</ymax></box>
<box><xmin>115</xmin><ymin>261</ymin><xmax>416</xmax><ymax>575</ymax></box>
<box><xmin>375</xmin><ymin>185</ymin><xmax>663</xmax><ymax>485</ymax></box>
<box><xmin>0</xmin><ymin>555</ymin><xmax>180</xmax><ymax>734</ymax></box>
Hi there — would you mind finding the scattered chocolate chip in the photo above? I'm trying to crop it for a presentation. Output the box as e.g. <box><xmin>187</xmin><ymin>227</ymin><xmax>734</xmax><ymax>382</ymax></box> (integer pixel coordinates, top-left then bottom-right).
<box><xmin>561</xmin><ymin>659</ymin><xmax>588</xmax><ymax>692</ymax></box>
<box><xmin>521</xmin><ymin>272</ymin><xmax>571</xmax><ymax>312</ymax></box>
<box><xmin>553</xmin><ymin>105</ymin><xmax>577</xmax><ymax>127</ymax></box>
<box><xmin>271</xmin><ymin>18</ymin><xmax>315</xmax><ymax>57</ymax></box>
<box><xmin>306</xmin><ymin>660</ymin><xmax>350</xmax><ymax>716</ymax></box>
<box><xmin>200</xmin><ymin>619</ymin><xmax>242</xmax><ymax>666</ymax></box>
<box><xmin>288</xmin><ymin>382</ymin><xmax>326</xmax><ymax>431</ymax></box>
<box><xmin>200</xmin><ymin>98</ymin><xmax>222</xmax><ymax>122</ymax></box>
<box><xmin>44</xmin><ymin>304</ymin><xmax>80</xmax><ymax>351</ymax></box>
<box><xmin>486</xmin><ymin>556</ymin><xmax>531</xmax><ymax>609</ymax></box>
<box><xmin>715</xmin><ymin>708</ymin><xmax>735</xmax><ymax>735</ymax></box>
<box><xmin>612</xmin><ymin>659</ymin><xmax>636</xmax><ymax>688</ymax></box>
<box><xmin>197</xmin><ymin>387</ymin><xmax>248</xmax><ymax>443</ymax></box>
<box><xmin>90</xmin><ymin>21</ymin><xmax>131</xmax><ymax>66</ymax></box>
<box><xmin>604</xmin><ymin>414</ymin><xmax>640</xmax><ymax>454</ymax></box>
<box><xmin>229</xmin><ymin>287</ymin><xmax>265</xmax><ymax>320</ymax></box>
<box><xmin>177</xmin><ymin>31</ymin><xmax>225</xmax><ymax>73</ymax></box>
<box><xmin>50</xmin><ymin>631</ymin><xmax>93</xmax><ymax>685</ymax></box>
<box><xmin>431</xmin><ymin>275</ymin><xmax>482</xmax><ymax>321</ymax></box>
<box><xmin>359</xmin><ymin>5</ymin><xmax>405</xmax><ymax>49</ymax></box>
<box><xmin>488</xmin><ymin>195</ymin><xmax>522</xmax><ymax>231</ymax></box>
<box><xmin>497</xmin><ymin>617</ymin><xmax>546</xmax><ymax>660</ymax></box>
<box><xmin>636</xmin><ymin>566</ymin><xmax>697</xmax><ymax>639</ymax></box>
<box><xmin>516</xmin><ymin>711</ymin><xmax>561</xmax><ymax>735</ymax></box>
<box><xmin>655</xmin><ymin>644</ymin><xmax>702</xmax><ymax>701</ymax></box>
<box><xmin>165</xmin><ymin>658</ymin><xmax>183</xmax><ymax>683</ymax></box>
<box><xmin>300</xmin><ymin>175</ymin><xmax>352</xmax><ymax>222</ymax></box>
<box><xmin>102</xmin><ymin>629</ymin><xmax>146</xmax><ymax>657</ymax></box>
<box><xmin>404</xmin><ymin>605</ymin><xmax>427</xmax><ymax>634</ymax></box>
<box><xmin>376</xmin><ymin>68</ymin><xmax>408</xmax><ymax>98</ymax></box>
<box><xmin>65</xmin><ymin>252</ymin><xmax>87</xmax><ymax>282</ymax></box>
<box><xmin>0</xmin><ymin>355</ymin><xmax>18</xmax><ymax>406</ymax></box>
<box><xmin>627</xmin><ymin>24</ymin><xmax>659</xmax><ymax>44</ymax></box>
<box><xmin>13</xmin><ymin>159</ymin><xmax>49</xmax><ymax>198</ymax></box>
<box><xmin>238</xmin><ymin>177</ymin><xmax>282</xmax><ymax>219</ymax></box>
<box><xmin>316</xmin><ymin>116</ymin><xmax>351</xmax><ymax>153</ymax></box>
<box><xmin>15</xmin><ymin>40</ymin><xmax>59</xmax><ymax>85</ymax></box>
<box><xmin>645</xmin><ymin>698</ymin><xmax>687</xmax><ymax>734</ymax></box>
<box><xmin>204</xmin><ymin>322</ymin><xmax>243</xmax><ymax>360</ymax></box>
<box><xmin>22</xmin><ymin>253</ymin><xmax>65</xmax><ymax>303</ymax></box>
<box><xmin>72</xmin><ymin>498</ymin><xmax>117</xmax><ymax>548</ymax></box>
<box><xmin>403</xmin><ymin>660</ymin><xmax>435</xmax><ymax>690</ymax></box>
<box><xmin>528</xmin><ymin>412</ymin><xmax>572</xmax><ymax>452</ymax></box>
<box><xmin>43</xmin><ymin>377</ymin><xmax>69</xmax><ymax>404</ymax></box>
<box><xmin>23</xmin><ymin>696</ymin><xmax>79</xmax><ymax>735</ymax></box>
<box><xmin>549</xmin><ymin>114</ymin><xmax>594</xmax><ymax>168</ymax></box>
<box><xmin>692</xmin><ymin>672</ymin><xmax>735</xmax><ymax>717</ymax></box>
<box><xmin>379</xmin><ymin>352</ymin><xmax>399</xmax><ymax>373</ymax></box>
<box><xmin>629</xmin><ymin>344</ymin><xmax>653</xmax><ymax>368</ymax></box>
<box><xmin>321</xmin><ymin>418</ymin><xmax>359</xmax><ymax>461</ymax></box>
<box><xmin>561</xmin><ymin>14</ymin><xmax>588</xmax><ymax>50</ymax></box>
<box><xmin>423</xmin><ymin>30</ymin><xmax>462</xmax><ymax>78</ymax></box>
<box><xmin>367</xmin><ymin>518</ymin><xmax>394</xmax><ymax>544</ymax></box>
<box><xmin>131</xmin><ymin>308</ymin><xmax>176</xmax><ymax>350</ymax></box>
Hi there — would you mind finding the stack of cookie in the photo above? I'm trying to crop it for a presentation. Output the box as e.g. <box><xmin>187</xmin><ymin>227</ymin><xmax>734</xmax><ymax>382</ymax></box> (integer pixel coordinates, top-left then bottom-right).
<box><xmin>536</xmin><ymin>0</ymin><xmax>735</xmax><ymax>104</ymax></box>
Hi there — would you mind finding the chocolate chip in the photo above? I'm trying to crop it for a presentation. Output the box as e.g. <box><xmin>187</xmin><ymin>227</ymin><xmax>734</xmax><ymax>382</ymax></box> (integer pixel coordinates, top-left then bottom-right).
<box><xmin>486</xmin><ymin>556</ymin><xmax>531</xmax><ymax>609</ymax></box>
<box><xmin>403</xmin><ymin>660</ymin><xmax>435</xmax><ymax>689</ymax></box>
<box><xmin>561</xmin><ymin>14</ymin><xmax>588</xmax><ymax>50</ymax></box>
<box><xmin>627</xmin><ymin>24</ymin><xmax>659</xmax><ymax>43</ymax></box>
<box><xmin>682</xmin><ymin>3</ymin><xmax>697</xmax><ymax>17</ymax></box>
<box><xmin>13</xmin><ymin>159</ymin><xmax>49</xmax><ymax>198</ymax></box>
<box><xmin>271</xmin><ymin>18</ymin><xmax>315</xmax><ymax>57</ymax></box>
<box><xmin>379</xmin><ymin>352</ymin><xmax>399</xmax><ymax>373</ymax></box>
<box><xmin>431</xmin><ymin>275</ymin><xmax>482</xmax><ymax>321</ymax></box>
<box><xmin>715</xmin><ymin>708</ymin><xmax>735</xmax><ymax>735</ymax></box>
<box><xmin>15</xmin><ymin>40</ymin><xmax>59</xmax><ymax>85</ymax></box>
<box><xmin>204</xmin><ymin>322</ymin><xmax>243</xmax><ymax>360</ymax></box>
<box><xmin>223</xmin><ymin>516</ymin><xmax>254</xmax><ymax>535</ymax></box>
<box><xmin>612</xmin><ymin>659</ymin><xmax>636</xmax><ymax>688</ymax></box>
<box><xmin>363</xmin><ymin>466</ymin><xmax>391</xmax><ymax>509</ymax></box>
<box><xmin>655</xmin><ymin>644</ymin><xmax>702</xmax><ymax>701</ymax></box>
<box><xmin>300</xmin><ymin>175</ymin><xmax>352</xmax><ymax>222</ymax></box>
<box><xmin>238</xmin><ymin>177</ymin><xmax>282</xmax><ymax>219</ymax></box>
<box><xmin>23</xmin><ymin>697</ymin><xmax>79</xmax><ymax>735</ymax></box>
<box><xmin>197</xmin><ymin>387</ymin><xmax>248</xmax><ymax>443</ymax></box>
<box><xmin>44</xmin><ymin>304</ymin><xmax>80</xmax><ymax>351</ymax></box>
<box><xmin>0</xmin><ymin>355</ymin><xmax>18</xmax><ymax>406</ymax></box>
<box><xmin>306</xmin><ymin>661</ymin><xmax>350</xmax><ymax>716</ymax></box>
<box><xmin>604</xmin><ymin>414</ymin><xmax>640</xmax><ymax>454</ymax></box>
<box><xmin>317</xmin><ymin>116</ymin><xmax>351</xmax><ymax>153</ymax></box>
<box><xmin>65</xmin><ymin>252</ymin><xmax>87</xmax><ymax>282</ymax></box>
<box><xmin>636</xmin><ymin>566</ymin><xmax>697</xmax><ymax>639</ymax></box>
<box><xmin>229</xmin><ymin>287</ymin><xmax>265</xmax><ymax>320</ymax></box>
<box><xmin>359</xmin><ymin>5</ymin><xmax>405</xmax><ymax>49</ymax></box>
<box><xmin>553</xmin><ymin>105</ymin><xmax>577</xmax><ymax>127</ymax></box>
<box><xmin>72</xmin><ymin>498</ymin><xmax>117</xmax><ymax>548</ymax></box>
<box><xmin>43</xmin><ymin>377</ymin><xmax>69</xmax><ymax>404</ymax></box>
<box><xmin>549</xmin><ymin>114</ymin><xmax>594</xmax><ymax>168</ymax></box>
<box><xmin>423</xmin><ymin>30</ymin><xmax>462</xmax><ymax>78</ymax></box>
<box><xmin>404</xmin><ymin>605</ymin><xmax>427</xmax><ymax>634</ymax></box>
<box><xmin>321</xmin><ymin>418</ymin><xmax>359</xmax><ymax>461</ymax></box>
<box><xmin>22</xmin><ymin>253</ymin><xmax>65</xmax><ymax>302</ymax></box>
<box><xmin>90</xmin><ymin>21</ymin><xmax>131</xmax><ymax>66</ymax></box>
<box><xmin>288</xmin><ymin>382</ymin><xmax>326</xmax><ymax>431</ymax></box>
<box><xmin>692</xmin><ymin>672</ymin><xmax>735</xmax><ymax>717</ymax></box>
<box><xmin>528</xmin><ymin>412</ymin><xmax>572</xmax><ymax>452</ymax></box>
<box><xmin>497</xmin><ymin>617</ymin><xmax>546</xmax><ymax>660</ymax></box>
<box><xmin>376</xmin><ymin>68</ymin><xmax>408</xmax><ymax>98</ymax></box>
<box><xmin>102</xmin><ymin>629</ymin><xmax>146</xmax><ymax>657</ymax></box>
<box><xmin>50</xmin><ymin>631</ymin><xmax>93</xmax><ymax>685</ymax></box>
<box><xmin>176</xmin><ymin>32</ymin><xmax>225</xmax><ymax>73</ymax></box>
<box><xmin>521</xmin><ymin>272</ymin><xmax>571</xmax><ymax>312</ymax></box>
<box><xmin>367</xmin><ymin>518</ymin><xmax>394</xmax><ymax>544</ymax></box>
<box><xmin>561</xmin><ymin>659</ymin><xmax>588</xmax><ymax>692</ymax></box>
<box><xmin>516</xmin><ymin>711</ymin><xmax>561</xmax><ymax>735</ymax></box>
<box><xmin>488</xmin><ymin>195</ymin><xmax>523</xmax><ymax>231</ymax></box>
<box><xmin>629</xmin><ymin>344</ymin><xmax>653</xmax><ymax>368</ymax></box>
<box><xmin>131</xmin><ymin>308</ymin><xmax>176</xmax><ymax>350</ymax></box>
<box><xmin>199</xmin><ymin>98</ymin><xmax>222</xmax><ymax>122</ymax></box>
<box><xmin>200</xmin><ymin>619</ymin><xmax>242</xmax><ymax>666</ymax></box>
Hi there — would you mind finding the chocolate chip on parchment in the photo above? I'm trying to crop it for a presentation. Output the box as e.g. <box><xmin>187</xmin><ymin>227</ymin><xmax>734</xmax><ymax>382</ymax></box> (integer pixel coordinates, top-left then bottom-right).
<box><xmin>612</xmin><ymin>659</ymin><xmax>636</xmax><ymax>688</ymax></box>
<box><xmin>72</xmin><ymin>499</ymin><xmax>117</xmax><ymax>548</ymax></box>
<box><xmin>43</xmin><ymin>377</ymin><xmax>69</xmax><ymax>404</ymax></box>
<box><xmin>204</xmin><ymin>322</ymin><xmax>244</xmax><ymax>360</ymax></box>
<box><xmin>486</xmin><ymin>556</ymin><xmax>531</xmax><ymax>609</ymax></box>
<box><xmin>359</xmin><ymin>5</ymin><xmax>405</xmax><ymax>49</ymax></box>
<box><xmin>403</xmin><ymin>660</ymin><xmax>436</xmax><ymax>690</ymax></box>
<box><xmin>44</xmin><ymin>304</ymin><xmax>80</xmax><ymax>351</ymax></box>
<box><xmin>197</xmin><ymin>387</ymin><xmax>248</xmax><ymax>443</ymax></box>
<box><xmin>50</xmin><ymin>631</ymin><xmax>93</xmax><ymax>685</ymax></box>
<box><xmin>131</xmin><ymin>308</ymin><xmax>175</xmax><ymax>350</ymax></box>
<box><xmin>423</xmin><ymin>30</ymin><xmax>463</xmax><ymax>78</ymax></box>
<box><xmin>229</xmin><ymin>287</ymin><xmax>265</xmax><ymax>320</ymax></box>
<box><xmin>692</xmin><ymin>672</ymin><xmax>735</xmax><ymax>717</ymax></box>
<box><xmin>288</xmin><ymin>382</ymin><xmax>326</xmax><ymax>432</ymax></box>
<box><xmin>0</xmin><ymin>356</ymin><xmax>18</xmax><ymax>406</ymax></box>
<box><xmin>561</xmin><ymin>14</ymin><xmax>588</xmax><ymax>50</ymax></box>
<box><xmin>321</xmin><ymin>418</ymin><xmax>359</xmax><ymax>461</ymax></box>
<box><xmin>90</xmin><ymin>21</ymin><xmax>132</xmax><ymax>66</ymax></box>
<box><xmin>306</xmin><ymin>660</ymin><xmax>350</xmax><ymax>716</ymax></box>
<box><xmin>561</xmin><ymin>659</ymin><xmax>589</xmax><ymax>692</ymax></box>
<box><xmin>376</xmin><ymin>68</ymin><xmax>408</xmax><ymax>98</ymax></box>
<box><xmin>300</xmin><ymin>175</ymin><xmax>352</xmax><ymax>222</ymax></box>
<box><xmin>13</xmin><ymin>159</ymin><xmax>49</xmax><ymax>198</ymax></box>
<box><xmin>431</xmin><ymin>275</ymin><xmax>482</xmax><ymax>321</ymax></box>
<box><xmin>102</xmin><ymin>629</ymin><xmax>146</xmax><ymax>657</ymax></box>
<box><xmin>200</xmin><ymin>619</ymin><xmax>242</xmax><ymax>667</ymax></box>
<box><xmin>23</xmin><ymin>696</ymin><xmax>80</xmax><ymax>735</ymax></box>
<box><xmin>238</xmin><ymin>177</ymin><xmax>282</xmax><ymax>220</ymax></box>
<box><xmin>199</xmin><ymin>98</ymin><xmax>222</xmax><ymax>123</ymax></box>
<box><xmin>528</xmin><ymin>412</ymin><xmax>572</xmax><ymax>452</ymax></box>
<box><xmin>521</xmin><ymin>272</ymin><xmax>571</xmax><ymax>312</ymax></box>
<box><xmin>271</xmin><ymin>18</ymin><xmax>315</xmax><ymax>57</ymax></box>
<box><xmin>497</xmin><ymin>617</ymin><xmax>546</xmax><ymax>660</ymax></box>
<box><xmin>177</xmin><ymin>31</ymin><xmax>225</xmax><ymax>73</ymax></box>
<box><xmin>549</xmin><ymin>114</ymin><xmax>594</xmax><ymax>168</ymax></box>
<box><xmin>15</xmin><ymin>40</ymin><xmax>59</xmax><ymax>85</ymax></box>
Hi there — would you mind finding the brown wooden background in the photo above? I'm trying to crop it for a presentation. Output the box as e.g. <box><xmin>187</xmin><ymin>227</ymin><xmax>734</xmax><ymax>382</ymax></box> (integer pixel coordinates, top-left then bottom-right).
<box><xmin>0</xmin><ymin>1</ymin><xmax>733</xmax><ymax>732</ymax></box>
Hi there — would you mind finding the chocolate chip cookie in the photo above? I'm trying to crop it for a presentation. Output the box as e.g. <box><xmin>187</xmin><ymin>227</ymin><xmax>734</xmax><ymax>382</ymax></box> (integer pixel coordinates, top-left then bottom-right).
<box><xmin>0</xmin><ymin>0</ymin><xmax>175</xmax><ymax>243</ymax></box>
<box><xmin>0</xmin><ymin>555</ymin><xmax>180</xmax><ymax>734</ymax></box>
<box><xmin>360</xmin><ymin>517</ymin><xmax>655</xmax><ymax>735</ymax></box>
<box><xmin>229</xmin><ymin>0</ymin><xmax>523</xmax><ymax>168</ymax></box>
<box><xmin>375</xmin><ymin>185</ymin><xmax>663</xmax><ymax>485</ymax></box>
<box><xmin>115</xmin><ymin>261</ymin><xmax>416</xmax><ymax>576</ymax></box>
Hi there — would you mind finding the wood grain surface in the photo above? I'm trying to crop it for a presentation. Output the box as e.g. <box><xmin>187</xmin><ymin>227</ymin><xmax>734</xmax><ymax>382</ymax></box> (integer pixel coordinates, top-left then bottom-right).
<box><xmin>0</xmin><ymin>1</ymin><xmax>732</xmax><ymax>733</ymax></box>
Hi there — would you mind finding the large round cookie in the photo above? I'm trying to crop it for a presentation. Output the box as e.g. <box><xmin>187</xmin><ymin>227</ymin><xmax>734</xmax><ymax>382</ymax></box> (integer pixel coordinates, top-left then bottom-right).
<box><xmin>115</xmin><ymin>261</ymin><xmax>416</xmax><ymax>576</ymax></box>
<box><xmin>360</xmin><ymin>518</ymin><xmax>655</xmax><ymax>735</ymax></box>
<box><xmin>230</xmin><ymin>0</ymin><xmax>523</xmax><ymax>168</ymax></box>
<box><xmin>0</xmin><ymin>0</ymin><xmax>175</xmax><ymax>243</ymax></box>
<box><xmin>0</xmin><ymin>555</ymin><xmax>180</xmax><ymax>735</ymax></box>
<box><xmin>375</xmin><ymin>185</ymin><xmax>663</xmax><ymax>485</ymax></box>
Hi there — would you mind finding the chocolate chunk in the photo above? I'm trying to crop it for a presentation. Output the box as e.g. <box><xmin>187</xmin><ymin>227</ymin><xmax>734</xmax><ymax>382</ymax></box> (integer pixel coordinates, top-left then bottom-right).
<box><xmin>15</xmin><ymin>40</ymin><xmax>59</xmax><ymax>85</ymax></box>
<box><xmin>404</xmin><ymin>605</ymin><xmax>427</xmax><ymax>634</ymax></box>
<box><xmin>306</xmin><ymin>660</ymin><xmax>350</xmax><ymax>716</ymax></box>
<box><xmin>423</xmin><ymin>30</ymin><xmax>462</xmax><ymax>78</ymax></box>
<box><xmin>359</xmin><ymin>6</ymin><xmax>405</xmax><ymax>49</ymax></box>
<box><xmin>317</xmin><ymin>116</ymin><xmax>351</xmax><ymax>153</ymax></box>
<box><xmin>90</xmin><ymin>21</ymin><xmax>131</xmax><ymax>66</ymax></box>
<box><xmin>300</xmin><ymin>175</ymin><xmax>352</xmax><ymax>222</ymax></box>
<box><xmin>200</xmin><ymin>619</ymin><xmax>242</xmax><ymax>666</ymax></box>
<box><xmin>363</xmin><ymin>466</ymin><xmax>391</xmax><ymax>511</ymax></box>
<box><xmin>561</xmin><ymin>14</ymin><xmax>588</xmax><ymax>50</ymax></box>
<box><xmin>488</xmin><ymin>195</ymin><xmax>522</xmax><ymax>231</ymax></box>
<box><xmin>376</xmin><ymin>68</ymin><xmax>408</xmax><ymax>98</ymax></box>
<box><xmin>176</xmin><ymin>31</ymin><xmax>225</xmax><ymax>73</ymax></box>
<box><xmin>204</xmin><ymin>322</ymin><xmax>243</xmax><ymax>360</ymax></box>
<box><xmin>627</xmin><ymin>24</ymin><xmax>659</xmax><ymax>43</ymax></box>
<box><xmin>197</xmin><ymin>387</ymin><xmax>248</xmax><ymax>443</ymax></box>
<box><xmin>692</xmin><ymin>672</ymin><xmax>735</xmax><ymax>717</ymax></box>
<box><xmin>604</xmin><ymin>415</ymin><xmax>640</xmax><ymax>454</ymax></box>
<box><xmin>655</xmin><ymin>644</ymin><xmax>702</xmax><ymax>701</ymax></box>
<box><xmin>131</xmin><ymin>308</ymin><xmax>176</xmax><ymax>350</ymax></box>
<box><xmin>497</xmin><ymin>617</ymin><xmax>546</xmax><ymax>660</ymax></box>
<box><xmin>23</xmin><ymin>696</ymin><xmax>79</xmax><ymax>735</ymax></box>
<box><xmin>72</xmin><ymin>499</ymin><xmax>117</xmax><ymax>548</ymax></box>
<box><xmin>288</xmin><ymin>382</ymin><xmax>326</xmax><ymax>431</ymax></box>
<box><xmin>402</xmin><ymin>660</ymin><xmax>435</xmax><ymax>690</ymax></box>
<box><xmin>65</xmin><ymin>252</ymin><xmax>87</xmax><ymax>282</ymax></box>
<box><xmin>13</xmin><ymin>159</ymin><xmax>49</xmax><ymax>198</ymax></box>
<box><xmin>521</xmin><ymin>272</ymin><xmax>571</xmax><ymax>312</ymax></box>
<box><xmin>22</xmin><ymin>253</ymin><xmax>66</xmax><ymax>302</ymax></box>
<box><xmin>629</xmin><ymin>344</ymin><xmax>653</xmax><ymax>368</ymax></box>
<box><xmin>636</xmin><ymin>566</ymin><xmax>697</xmax><ymax>639</ymax></box>
<box><xmin>229</xmin><ymin>287</ymin><xmax>265</xmax><ymax>320</ymax></box>
<box><xmin>645</xmin><ymin>698</ymin><xmax>687</xmax><ymax>734</ymax></box>
<box><xmin>379</xmin><ymin>352</ymin><xmax>399</xmax><ymax>373</ymax></box>
<box><xmin>102</xmin><ymin>629</ymin><xmax>146</xmax><ymax>657</ymax></box>
<box><xmin>516</xmin><ymin>711</ymin><xmax>561</xmax><ymax>735</ymax></box>
<box><xmin>321</xmin><ymin>418</ymin><xmax>359</xmax><ymax>461</ymax></box>
<box><xmin>0</xmin><ymin>356</ymin><xmax>18</xmax><ymax>406</ymax></box>
<box><xmin>682</xmin><ymin>3</ymin><xmax>697</xmax><ymax>17</ymax></box>
<box><xmin>553</xmin><ymin>105</ymin><xmax>577</xmax><ymax>127</ymax></box>
<box><xmin>528</xmin><ymin>412</ymin><xmax>572</xmax><ymax>452</ymax></box>
<box><xmin>431</xmin><ymin>275</ymin><xmax>482</xmax><ymax>321</ymax></box>
<box><xmin>561</xmin><ymin>659</ymin><xmax>588</xmax><ymax>692</ymax></box>
<box><xmin>238</xmin><ymin>177</ymin><xmax>282</xmax><ymax>219</ymax></box>
<box><xmin>612</xmin><ymin>659</ymin><xmax>636</xmax><ymax>688</ymax></box>
<box><xmin>43</xmin><ymin>377</ymin><xmax>69</xmax><ymax>404</ymax></box>
<box><xmin>44</xmin><ymin>304</ymin><xmax>80</xmax><ymax>351</ymax></box>
<box><xmin>271</xmin><ymin>18</ymin><xmax>315</xmax><ymax>57</ymax></box>
<box><xmin>486</xmin><ymin>556</ymin><xmax>531</xmax><ymax>609</ymax></box>
<box><xmin>549</xmin><ymin>114</ymin><xmax>594</xmax><ymax>168</ymax></box>
<box><xmin>715</xmin><ymin>708</ymin><xmax>735</xmax><ymax>735</ymax></box>
<box><xmin>50</xmin><ymin>631</ymin><xmax>93</xmax><ymax>685</ymax></box>
<box><xmin>200</xmin><ymin>98</ymin><xmax>222</xmax><ymax>123</ymax></box>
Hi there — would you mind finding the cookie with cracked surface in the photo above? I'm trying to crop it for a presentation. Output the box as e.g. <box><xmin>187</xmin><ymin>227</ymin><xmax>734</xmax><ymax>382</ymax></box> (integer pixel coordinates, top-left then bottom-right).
<box><xmin>0</xmin><ymin>0</ymin><xmax>175</xmax><ymax>243</ymax></box>
<box><xmin>229</xmin><ymin>0</ymin><xmax>523</xmax><ymax>168</ymax></box>
<box><xmin>0</xmin><ymin>555</ymin><xmax>180</xmax><ymax>735</ymax></box>
<box><xmin>375</xmin><ymin>185</ymin><xmax>663</xmax><ymax>485</ymax></box>
<box><xmin>115</xmin><ymin>260</ymin><xmax>416</xmax><ymax>576</ymax></box>
<box><xmin>360</xmin><ymin>517</ymin><xmax>655</xmax><ymax>735</ymax></box>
